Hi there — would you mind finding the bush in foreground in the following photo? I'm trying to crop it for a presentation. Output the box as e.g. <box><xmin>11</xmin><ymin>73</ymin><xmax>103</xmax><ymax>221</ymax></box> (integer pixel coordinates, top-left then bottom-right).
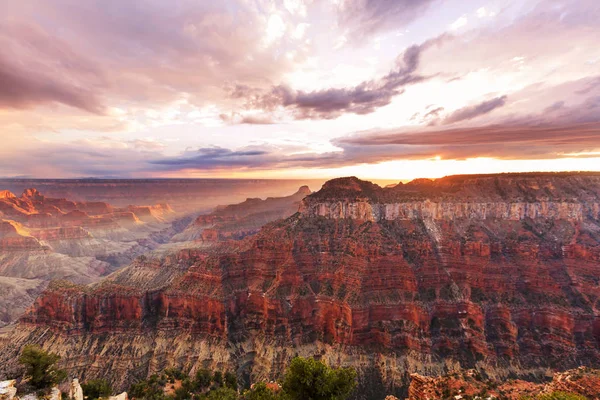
<box><xmin>18</xmin><ymin>345</ymin><xmax>67</xmax><ymax>391</ymax></box>
<box><xmin>281</xmin><ymin>357</ymin><xmax>357</xmax><ymax>400</ymax></box>
<box><xmin>81</xmin><ymin>379</ymin><xmax>113</xmax><ymax>400</ymax></box>
<box><xmin>534</xmin><ymin>392</ymin><xmax>588</xmax><ymax>400</ymax></box>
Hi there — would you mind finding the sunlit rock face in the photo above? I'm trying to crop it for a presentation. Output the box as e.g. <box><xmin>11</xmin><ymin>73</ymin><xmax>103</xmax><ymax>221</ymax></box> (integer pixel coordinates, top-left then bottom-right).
<box><xmin>2</xmin><ymin>173</ymin><xmax>600</xmax><ymax>397</ymax></box>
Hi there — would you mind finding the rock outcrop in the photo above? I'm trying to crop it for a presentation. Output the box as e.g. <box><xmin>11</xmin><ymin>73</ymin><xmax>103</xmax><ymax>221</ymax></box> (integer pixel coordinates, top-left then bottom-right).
<box><xmin>2</xmin><ymin>173</ymin><xmax>600</xmax><ymax>397</ymax></box>
<box><xmin>406</xmin><ymin>366</ymin><xmax>600</xmax><ymax>399</ymax></box>
<box><xmin>68</xmin><ymin>379</ymin><xmax>83</xmax><ymax>400</ymax></box>
<box><xmin>0</xmin><ymin>380</ymin><xmax>17</xmax><ymax>400</ymax></box>
<box><xmin>107</xmin><ymin>393</ymin><xmax>128</xmax><ymax>400</ymax></box>
<box><xmin>0</xmin><ymin>380</ymin><xmax>64</xmax><ymax>400</ymax></box>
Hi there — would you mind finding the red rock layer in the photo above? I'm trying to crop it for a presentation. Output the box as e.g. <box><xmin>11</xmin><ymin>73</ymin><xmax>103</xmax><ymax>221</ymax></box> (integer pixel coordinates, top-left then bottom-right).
<box><xmin>10</xmin><ymin>174</ymin><xmax>600</xmax><ymax>390</ymax></box>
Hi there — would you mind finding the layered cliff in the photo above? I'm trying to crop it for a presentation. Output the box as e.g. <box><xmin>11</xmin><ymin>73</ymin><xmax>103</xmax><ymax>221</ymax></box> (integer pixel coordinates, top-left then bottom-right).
<box><xmin>2</xmin><ymin>173</ymin><xmax>600</xmax><ymax>398</ymax></box>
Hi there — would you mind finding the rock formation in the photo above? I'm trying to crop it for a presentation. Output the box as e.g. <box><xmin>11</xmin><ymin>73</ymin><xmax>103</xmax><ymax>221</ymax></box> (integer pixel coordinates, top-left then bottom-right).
<box><xmin>405</xmin><ymin>366</ymin><xmax>600</xmax><ymax>399</ymax></box>
<box><xmin>172</xmin><ymin>185</ymin><xmax>311</xmax><ymax>242</ymax></box>
<box><xmin>0</xmin><ymin>188</ymin><xmax>180</xmax><ymax>327</ymax></box>
<box><xmin>68</xmin><ymin>379</ymin><xmax>82</xmax><ymax>400</ymax></box>
<box><xmin>1</xmin><ymin>173</ymin><xmax>600</xmax><ymax>398</ymax></box>
<box><xmin>107</xmin><ymin>393</ymin><xmax>128</xmax><ymax>400</ymax></box>
<box><xmin>0</xmin><ymin>380</ymin><xmax>64</xmax><ymax>400</ymax></box>
<box><xmin>0</xmin><ymin>380</ymin><xmax>17</xmax><ymax>400</ymax></box>
<box><xmin>48</xmin><ymin>388</ymin><xmax>61</xmax><ymax>400</ymax></box>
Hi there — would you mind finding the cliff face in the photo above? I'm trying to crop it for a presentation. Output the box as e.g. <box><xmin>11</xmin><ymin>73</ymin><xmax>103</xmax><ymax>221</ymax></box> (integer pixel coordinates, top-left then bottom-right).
<box><xmin>2</xmin><ymin>173</ymin><xmax>600</xmax><ymax>397</ymax></box>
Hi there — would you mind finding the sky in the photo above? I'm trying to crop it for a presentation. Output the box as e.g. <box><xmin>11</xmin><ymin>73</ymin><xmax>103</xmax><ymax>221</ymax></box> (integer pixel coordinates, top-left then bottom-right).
<box><xmin>1</xmin><ymin>0</ymin><xmax>600</xmax><ymax>180</ymax></box>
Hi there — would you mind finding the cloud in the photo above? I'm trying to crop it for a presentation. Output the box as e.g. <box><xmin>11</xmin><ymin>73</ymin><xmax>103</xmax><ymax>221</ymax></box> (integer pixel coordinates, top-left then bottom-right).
<box><xmin>337</xmin><ymin>0</ymin><xmax>438</xmax><ymax>38</ymax></box>
<box><xmin>0</xmin><ymin>22</ymin><xmax>106</xmax><ymax>113</ymax></box>
<box><xmin>410</xmin><ymin>106</ymin><xmax>445</xmax><ymax>125</ymax></box>
<box><xmin>0</xmin><ymin>56</ymin><xmax>105</xmax><ymax>114</ymax></box>
<box><xmin>219</xmin><ymin>112</ymin><xmax>277</xmax><ymax>125</ymax></box>
<box><xmin>449</xmin><ymin>15</ymin><xmax>468</xmax><ymax>31</ymax></box>
<box><xmin>443</xmin><ymin>96</ymin><xmax>507</xmax><ymax>124</ymax></box>
<box><xmin>2</xmin><ymin>0</ymin><xmax>600</xmax><ymax>178</ymax></box>
<box><xmin>327</xmin><ymin>72</ymin><xmax>600</xmax><ymax>162</ymax></box>
<box><xmin>1</xmin><ymin>0</ymin><xmax>298</xmax><ymax>116</ymax></box>
<box><xmin>240</xmin><ymin>35</ymin><xmax>447</xmax><ymax>119</ymax></box>
<box><xmin>333</xmin><ymin>123</ymin><xmax>600</xmax><ymax>161</ymax></box>
<box><xmin>0</xmin><ymin>140</ymin><xmax>164</xmax><ymax>178</ymax></box>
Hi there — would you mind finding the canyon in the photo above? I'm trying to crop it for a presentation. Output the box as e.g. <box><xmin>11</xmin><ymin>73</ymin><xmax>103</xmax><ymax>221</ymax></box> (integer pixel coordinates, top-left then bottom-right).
<box><xmin>171</xmin><ymin>185</ymin><xmax>312</xmax><ymax>242</ymax></box>
<box><xmin>1</xmin><ymin>173</ymin><xmax>600</xmax><ymax>399</ymax></box>
<box><xmin>0</xmin><ymin>187</ymin><xmax>181</xmax><ymax>327</ymax></box>
<box><xmin>0</xmin><ymin>179</ymin><xmax>324</xmax><ymax>214</ymax></box>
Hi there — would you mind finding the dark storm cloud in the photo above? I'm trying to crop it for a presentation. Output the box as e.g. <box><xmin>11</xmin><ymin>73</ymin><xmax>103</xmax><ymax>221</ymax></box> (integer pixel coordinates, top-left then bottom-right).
<box><xmin>337</xmin><ymin>0</ymin><xmax>438</xmax><ymax>37</ymax></box>
<box><xmin>243</xmin><ymin>36</ymin><xmax>447</xmax><ymax>119</ymax></box>
<box><xmin>443</xmin><ymin>96</ymin><xmax>507</xmax><ymax>124</ymax></box>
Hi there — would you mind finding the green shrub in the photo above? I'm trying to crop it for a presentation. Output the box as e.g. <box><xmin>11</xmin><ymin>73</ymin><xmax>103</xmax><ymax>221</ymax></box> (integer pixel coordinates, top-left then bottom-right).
<box><xmin>224</xmin><ymin>372</ymin><xmax>238</xmax><ymax>390</ymax></box>
<box><xmin>535</xmin><ymin>392</ymin><xmax>588</xmax><ymax>400</ymax></box>
<box><xmin>243</xmin><ymin>382</ymin><xmax>285</xmax><ymax>400</ymax></box>
<box><xmin>81</xmin><ymin>379</ymin><xmax>113</xmax><ymax>400</ymax></box>
<box><xmin>282</xmin><ymin>357</ymin><xmax>356</xmax><ymax>400</ymax></box>
<box><xmin>213</xmin><ymin>371</ymin><xmax>223</xmax><ymax>386</ymax></box>
<box><xmin>18</xmin><ymin>345</ymin><xmax>67</xmax><ymax>390</ymax></box>
<box><xmin>204</xmin><ymin>387</ymin><xmax>238</xmax><ymax>400</ymax></box>
<box><xmin>194</xmin><ymin>369</ymin><xmax>213</xmax><ymax>390</ymax></box>
<box><xmin>128</xmin><ymin>375</ymin><xmax>166</xmax><ymax>400</ymax></box>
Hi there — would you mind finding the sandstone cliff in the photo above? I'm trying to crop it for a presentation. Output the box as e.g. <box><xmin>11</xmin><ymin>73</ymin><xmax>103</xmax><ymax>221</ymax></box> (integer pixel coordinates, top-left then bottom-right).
<box><xmin>2</xmin><ymin>173</ymin><xmax>600</xmax><ymax>399</ymax></box>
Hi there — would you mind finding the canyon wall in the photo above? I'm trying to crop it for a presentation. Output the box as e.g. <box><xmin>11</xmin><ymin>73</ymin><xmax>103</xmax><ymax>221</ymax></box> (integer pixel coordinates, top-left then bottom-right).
<box><xmin>2</xmin><ymin>173</ymin><xmax>600</xmax><ymax>399</ymax></box>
